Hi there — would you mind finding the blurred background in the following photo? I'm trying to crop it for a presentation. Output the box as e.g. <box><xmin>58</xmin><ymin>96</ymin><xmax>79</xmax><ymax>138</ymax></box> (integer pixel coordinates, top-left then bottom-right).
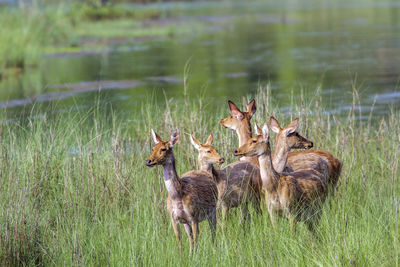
<box><xmin>1</xmin><ymin>0</ymin><xmax>399</xmax><ymax>121</ymax></box>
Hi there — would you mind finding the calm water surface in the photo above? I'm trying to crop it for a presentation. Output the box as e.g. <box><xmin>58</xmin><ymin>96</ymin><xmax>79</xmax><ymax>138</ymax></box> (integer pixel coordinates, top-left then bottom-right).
<box><xmin>1</xmin><ymin>0</ymin><xmax>400</xmax><ymax>121</ymax></box>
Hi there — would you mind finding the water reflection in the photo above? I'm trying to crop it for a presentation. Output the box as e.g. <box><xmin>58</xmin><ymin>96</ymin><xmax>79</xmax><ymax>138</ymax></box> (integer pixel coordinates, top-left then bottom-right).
<box><xmin>1</xmin><ymin>0</ymin><xmax>399</xmax><ymax>120</ymax></box>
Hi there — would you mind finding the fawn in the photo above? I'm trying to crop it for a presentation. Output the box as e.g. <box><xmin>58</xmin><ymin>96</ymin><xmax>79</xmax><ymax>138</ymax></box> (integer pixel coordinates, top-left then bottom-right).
<box><xmin>145</xmin><ymin>129</ymin><xmax>218</xmax><ymax>251</ymax></box>
<box><xmin>186</xmin><ymin>133</ymin><xmax>262</xmax><ymax>221</ymax></box>
<box><xmin>269</xmin><ymin>117</ymin><xmax>342</xmax><ymax>190</ymax></box>
<box><xmin>234</xmin><ymin>120</ymin><xmax>328</xmax><ymax>231</ymax></box>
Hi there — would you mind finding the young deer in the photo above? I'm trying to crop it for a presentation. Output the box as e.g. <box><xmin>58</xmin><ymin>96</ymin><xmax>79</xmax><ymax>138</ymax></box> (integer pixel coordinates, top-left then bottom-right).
<box><xmin>187</xmin><ymin>133</ymin><xmax>262</xmax><ymax>221</ymax></box>
<box><xmin>145</xmin><ymin>129</ymin><xmax>218</xmax><ymax>251</ymax></box>
<box><xmin>269</xmin><ymin>117</ymin><xmax>342</xmax><ymax>190</ymax></box>
<box><xmin>234</xmin><ymin>120</ymin><xmax>328</xmax><ymax>231</ymax></box>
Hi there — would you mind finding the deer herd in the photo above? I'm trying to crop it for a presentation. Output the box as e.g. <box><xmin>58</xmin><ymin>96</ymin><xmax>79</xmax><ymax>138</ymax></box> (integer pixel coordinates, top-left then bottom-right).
<box><xmin>145</xmin><ymin>99</ymin><xmax>342</xmax><ymax>252</ymax></box>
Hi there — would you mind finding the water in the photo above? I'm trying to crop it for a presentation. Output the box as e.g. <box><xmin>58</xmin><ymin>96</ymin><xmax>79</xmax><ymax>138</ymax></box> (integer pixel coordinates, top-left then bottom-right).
<box><xmin>1</xmin><ymin>0</ymin><xmax>400</xmax><ymax>120</ymax></box>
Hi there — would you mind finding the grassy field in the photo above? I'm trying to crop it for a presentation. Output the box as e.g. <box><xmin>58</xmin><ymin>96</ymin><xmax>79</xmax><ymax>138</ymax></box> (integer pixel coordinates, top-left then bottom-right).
<box><xmin>0</xmin><ymin>87</ymin><xmax>399</xmax><ymax>265</ymax></box>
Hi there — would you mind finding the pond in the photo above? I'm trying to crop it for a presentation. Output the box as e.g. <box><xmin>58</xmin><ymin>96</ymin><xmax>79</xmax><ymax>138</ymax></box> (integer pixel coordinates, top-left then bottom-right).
<box><xmin>1</xmin><ymin>0</ymin><xmax>400</xmax><ymax>121</ymax></box>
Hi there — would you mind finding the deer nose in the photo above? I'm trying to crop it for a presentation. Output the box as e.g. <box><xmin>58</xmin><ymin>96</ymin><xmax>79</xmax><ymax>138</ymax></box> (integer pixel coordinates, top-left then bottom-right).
<box><xmin>145</xmin><ymin>160</ymin><xmax>152</xmax><ymax>166</ymax></box>
<box><xmin>219</xmin><ymin>157</ymin><xmax>225</xmax><ymax>164</ymax></box>
<box><xmin>308</xmin><ymin>142</ymin><xmax>313</xmax><ymax>148</ymax></box>
<box><xmin>233</xmin><ymin>150</ymin><xmax>238</xmax><ymax>156</ymax></box>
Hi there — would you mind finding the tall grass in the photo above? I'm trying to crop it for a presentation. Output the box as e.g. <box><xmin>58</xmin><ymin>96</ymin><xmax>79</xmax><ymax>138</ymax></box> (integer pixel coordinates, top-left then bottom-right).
<box><xmin>0</xmin><ymin>4</ymin><xmax>72</xmax><ymax>71</ymax></box>
<box><xmin>0</xmin><ymin>87</ymin><xmax>399</xmax><ymax>265</ymax></box>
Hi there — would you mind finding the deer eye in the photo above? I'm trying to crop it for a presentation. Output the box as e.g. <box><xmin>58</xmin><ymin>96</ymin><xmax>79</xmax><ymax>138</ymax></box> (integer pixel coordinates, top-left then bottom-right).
<box><xmin>161</xmin><ymin>148</ymin><xmax>167</xmax><ymax>151</ymax></box>
<box><xmin>207</xmin><ymin>150</ymin><xmax>211</xmax><ymax>153</ymax></box>
<box><xmin>252</xmin><ymin>140</ymin><xmax>257</xmax><ymax>143</ymax></box>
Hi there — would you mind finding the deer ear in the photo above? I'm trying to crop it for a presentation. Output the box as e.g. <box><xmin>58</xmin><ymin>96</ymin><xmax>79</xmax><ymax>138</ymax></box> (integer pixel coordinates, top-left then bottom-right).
<box><xmin>283</xmin><ymin>118</ymin><xmax>299</xmax><ymax>136</ymax></box>
<box><xmin>151</xmin><ymin>129</ymin><xmax>162</xmax><ymax>144</ymax></box>
<box><xmin>205</xmin><ymin>133</ymin><xmax>214</xmax><ymax>145</ymax></box>
<box><xmin>247</xmin><ymin>99</ymin><xmax>256</xmax><ymax>117</ymax></box>
<box><xmin>169</xmin><ymin>130</ymin><xmax>180</xmax><ymax>147</ymax></box>
<box><xmin>254</xmin><ymin>123</ymin><xmax>262</xmax><ymax>135</ymax></box>
<box><xmin>262</xmin><ymin>123</ymin><xmax>270</xmax><ymax>141</ymax></box>
<box><xmin>190</xmin><ymin>134</ymin><xmax>201</xmax><ymax>150</ymax></box>
<box><xmin>270</xmin><ymin>116</ymin><xmax>281</xmax><ymax>133</ymax></box>
<box><xmin>228</xmin><ymin>101</ymin><xmax>244</xmax><ymax>120</ymax></box>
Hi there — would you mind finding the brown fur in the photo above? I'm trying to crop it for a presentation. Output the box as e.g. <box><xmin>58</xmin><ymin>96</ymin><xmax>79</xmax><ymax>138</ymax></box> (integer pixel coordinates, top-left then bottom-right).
<box><xmin>220</xmin><ymin>99</ymin><xmax>259</xmax><ymax>166</ymax></box>
<box><xmin>189</xmin><ymin>134</ymin><xmax>262</xmax><ymax>221</ymax></box>
<box><xmin>217</xmin><ymin>162</ymin><xmax>262</xmax><ymax>220</ymax></box>
<box><xmin>234</xmin><ymin>123</ymin><xmax>328</xmax><ymax>231</ymax></box>
<box><xmin>269</xmin><ymin>116</ymin><xmax>342</xmax><ymax>191</ymax></box>
<box><xmin>146</xmin><ymin>130</ymin><xmax>217</xmax><ymax>251</ymax></box>
<box><xmin>287</xmin><ymin>150</ymin><xmax>342</xmax><ymax>188</ymax></box>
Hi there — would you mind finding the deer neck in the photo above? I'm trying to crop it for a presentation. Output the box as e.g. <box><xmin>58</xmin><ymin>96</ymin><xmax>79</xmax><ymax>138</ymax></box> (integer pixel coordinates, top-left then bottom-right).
<box><xmin>199</xmin><ymin>159</ymin><xmax>214</xmax><ymax>174</ymax></box>
<box><xmin>199</xmin><ymin>160</ymin><xmax>220</xmax><ymax>182</ymax></box>
<box><xmin>236</xmin><ymin>123</ymin><xmax>252</xmax><ymax>147</ymax></box>
<box><xmin>162</xmin><ymin>152</ymin><xmax>182</xmax><ymax>200</ymax></box>
<box><xmin>272</xmin><ymin>138</ymin><xmax>290</xmax><ymax>173</ymax></box>
<box><xmin>237</xmin><ymin>122</ymin><xmax>259</xmax><ymax>165</ymax></box>
<box><xmin>258</xmin><ymin>148</ymin><xmax>279</xmax><ymax>192</ymax></box>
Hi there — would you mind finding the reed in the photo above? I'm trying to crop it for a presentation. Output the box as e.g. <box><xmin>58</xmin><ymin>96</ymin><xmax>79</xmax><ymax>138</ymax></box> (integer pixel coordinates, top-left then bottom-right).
<box><xmin>0</xmin><ymin>86</ymin><xmax>398</xmax><ymax>265</ymax></box>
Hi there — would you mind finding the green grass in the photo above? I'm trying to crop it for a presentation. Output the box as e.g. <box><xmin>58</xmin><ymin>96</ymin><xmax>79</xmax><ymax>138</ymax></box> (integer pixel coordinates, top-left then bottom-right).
<box><xmin>0</xmin><ymin>5</ymin><xmax>72</xmax><ymax>70</ymax></box>
<box><xmin>0</xmin><ymin>2</ymin><xmax>200</xmax><ymax>74</ymax></box>
<box><xmin>0</xmin><ymin>86</ymin><xmax>399</xmax><ymax>265</ymax></box>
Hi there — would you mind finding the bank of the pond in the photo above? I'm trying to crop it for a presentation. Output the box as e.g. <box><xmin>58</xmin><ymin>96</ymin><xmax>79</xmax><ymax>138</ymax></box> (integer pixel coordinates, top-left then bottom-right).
<box><xmin>0</xmin><ymin>87</ymin><xmax>399</xmax><ymax>265</ymax></box>
<box><xmin>0</xmin><ymin>2</ymin><xmax>209</xmax><ymax>75</ymax></box>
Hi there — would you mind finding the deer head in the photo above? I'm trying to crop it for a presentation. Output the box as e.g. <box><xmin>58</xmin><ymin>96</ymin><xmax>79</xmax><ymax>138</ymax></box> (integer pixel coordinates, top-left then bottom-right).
<box><xmin>233</xmin><ymin>123</ymin><xmax>270</xmax><ymax>157</ymax></box>
<box><xmin>269</xmin><ymin>117</ymin><xmax>312</xmax><ymax>150</ymax></box>
<box><xmin>145</xmin><ymin>129</ymin><xmax>179</xmax><ymax>167</ymax></box>
<box><xmin>190</xmin><ymin>133</ymin><xmax>225</xmax><ymax>165</ymax></box>
<box><xmin>220</xmin><ymin>99</ymin><xmax>256</xmax><ymax>132</ymax></box>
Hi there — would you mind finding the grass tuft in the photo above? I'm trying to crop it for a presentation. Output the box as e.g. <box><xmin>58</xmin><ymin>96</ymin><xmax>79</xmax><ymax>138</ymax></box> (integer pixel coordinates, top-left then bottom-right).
<box><xmin>0</xmin><ymin>86</ymin><xmax>399</xmax><ymax>265</ymax></box>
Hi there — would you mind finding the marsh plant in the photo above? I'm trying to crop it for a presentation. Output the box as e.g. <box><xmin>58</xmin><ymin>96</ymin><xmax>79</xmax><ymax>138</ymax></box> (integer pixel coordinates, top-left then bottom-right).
<box><xmin>0</xmin><ymin>87</ymin><xmax>399</xmax><ymax>265</ymax></box>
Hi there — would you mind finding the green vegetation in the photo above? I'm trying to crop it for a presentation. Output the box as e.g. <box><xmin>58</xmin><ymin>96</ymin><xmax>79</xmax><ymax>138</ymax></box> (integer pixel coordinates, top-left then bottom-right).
<box><xmin>0</xmin><ymin>5</ymin><xmax>71</xmax><ymax>71</ymax></box>
<box><xmin>0</xmin><ymin>87</ymin><xmax>399</xmax><ymax>265</ymax></box>
<box><xmin>0</xmin><ymin>2</ymin><xmax>200</xmax><ymax>75</ymax></box>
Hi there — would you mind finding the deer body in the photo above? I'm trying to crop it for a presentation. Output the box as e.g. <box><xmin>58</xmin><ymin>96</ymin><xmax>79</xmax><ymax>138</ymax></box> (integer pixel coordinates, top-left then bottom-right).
<box><xmin>146</xmin><ymin>130</ymin><xmax>217</xmax><ymax>251</ymax></box>
<box><xmin>285</xmin><ymin>150</ymin><xmax>342</xmax><ymax>188</ymax></box>
<box><xmin>270</xmin><ymin>117</ymin><xmax>342</xmax><ymax>189</ymax></box>
<box><xmin>234</xmin><ymin>119</ymin><xmax>328</xmax><ymax>230</ymax></box>
<box><xmin>187</xmin><ymin>134</ymin><xmax>262</xmax><ymax>221</ymax></box>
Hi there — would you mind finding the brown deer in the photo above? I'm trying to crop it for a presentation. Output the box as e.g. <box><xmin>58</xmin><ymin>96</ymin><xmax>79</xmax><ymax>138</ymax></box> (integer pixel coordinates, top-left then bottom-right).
<box><xmin>220</xmin><ymin>99</ymin><xmax>259</xmax><ymax>166</ymax></box>
<box><xmin>219</xmin><ymin>100</ymin><xmax>314</xmax><ymax>207</ymax></box>
<box><xmin>234</xmin><ymin>120</ymin><xmax>328</xmax><ymax>231</ymax></box>
<box><xmin>269</xmin><ymin>117</ymin><xmax>342</xmax><ymax>190</ymax></box>
<box><xmin>145</xmin><ymin>129</ymin><xmax>218</xmax><ymax>252</ymax></box>
<box><xmin>186</xmin><ymin>133</ymin><xmax>262</xmax><ymax>221</ymax></box>
<box><xmin>220</xmin><ymin>100</ymin><xmax>314</xmax><ymax>168</ymax></box>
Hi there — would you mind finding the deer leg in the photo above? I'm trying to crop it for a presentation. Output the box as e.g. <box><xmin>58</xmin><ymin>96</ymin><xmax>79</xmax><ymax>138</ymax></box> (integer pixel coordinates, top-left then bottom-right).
<box><xmin>241</xmin><ymin>200</ymin><xmax>249</xmax><ymax>223</ymax></box>
<box><xmin>267</xmin><ymin>204</ymin><xmax>276</xmax><ymax>229</ymax></box>
<box><xmin>289</xmin><ymin>214</ymin><xmax>296</xmax><ymax>233</ymax></box>
<box><xmin>191</xmin><ymin>221</ymin><xmax>199</xmax><ymax>249</ymax></box>
<box><xmin>183</xmin><ymin>223</ymin><xmax>193</xmax><ymax>252</ymax></box>
<box><xmin>171</xmin><ymin>219</ymin><xmax>182</xmax><ymax>249</ymax></box>
<box><xmin>208</xmin><ymin>210</ymin><xmax>217</xmax><ymax>243</ymax></box>
<box><xmin>264</xmin><ymin>191</ymin><xmax>269</xmax><ymax>208</ymax></box>
<box><xmin>221</xmin><ymin>203</ymin><xmax>228</xmax><ymax>222</ymax></box>
<box><xmin>252</xmin><ymin>192</ymin><xmax>262</xmax><ymax>215</ymax></box>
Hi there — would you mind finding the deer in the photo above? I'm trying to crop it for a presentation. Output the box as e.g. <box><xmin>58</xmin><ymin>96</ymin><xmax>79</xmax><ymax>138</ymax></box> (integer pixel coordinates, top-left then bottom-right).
<box><xmin>220</xmin><ymin>100</ymin><xmax>314</xmax><ymax>169</ymax></box>
<box><xmin>220</xmin><ymin>99</ymin><xmax>314</xmax><ymax>208</ymax></box>
<box><xmin>220</xmin><ymin>99</ymin><xmax>259</xmax><ymax>167</ymax></box>
<box><xmin>269</xmin><ymin>117</ymin><xmax>342</xmax><ymax>190</ymax></box>
<box><xmin>145</xmin><ymin>129</ymin><xmax>218</xmax><ymax>252</ymax></box>
<box><xmin>186</xmin><ymin>133</ymin><xmax>262</xmax><ymax>222</ymax></box>
<box><xmin>233</xmin><ymin>119</ymin><xmax>329</xmax><ymax>232</ymax></box>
